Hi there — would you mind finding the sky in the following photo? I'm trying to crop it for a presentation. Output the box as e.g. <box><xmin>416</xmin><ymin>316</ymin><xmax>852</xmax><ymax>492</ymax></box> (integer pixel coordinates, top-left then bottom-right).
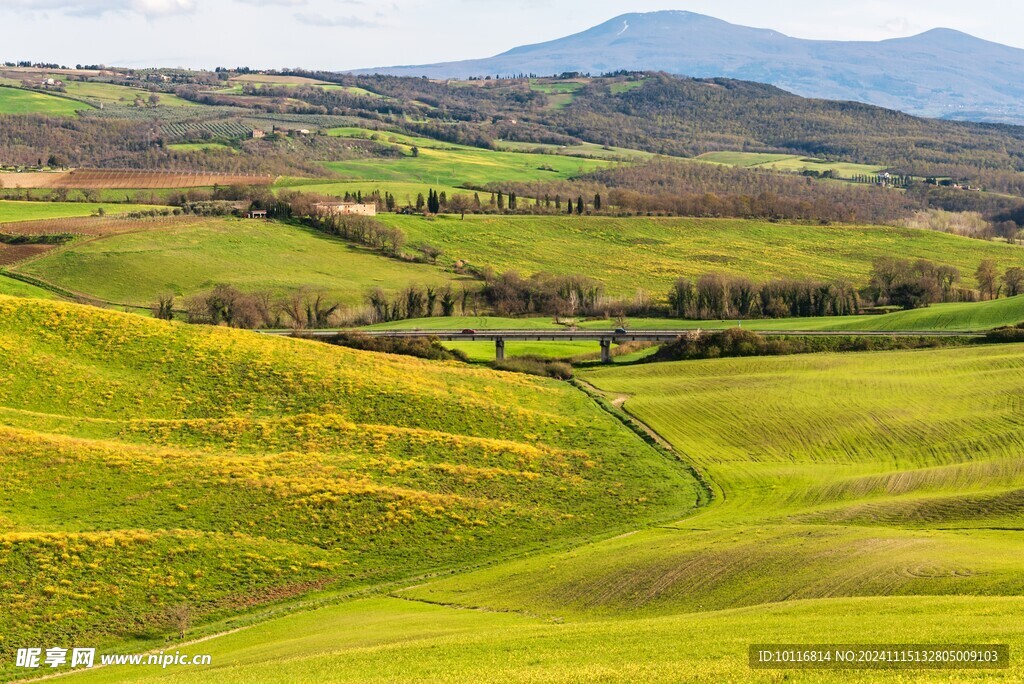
<box><xmin>0</xmin><ymin>0</ymin><xmax>1020</xmax><ymax>70</ymax></box>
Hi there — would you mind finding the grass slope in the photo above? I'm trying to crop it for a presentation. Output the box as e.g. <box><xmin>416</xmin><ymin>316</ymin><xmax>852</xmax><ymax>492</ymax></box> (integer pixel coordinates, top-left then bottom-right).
<box><xmin>0</xmin><ymin>296</ymin><xmax>696</xmax><ymax>670</ymax></box>
<box><xmin>0</xmin><ymin>86</ymin><xmax>90</xmax><ymax>116</ymax></box>
<box><xmin>13</xmin><ymin>217</ymin><xmax>464</xmax><ymax>306</ymax></box>
<box><xmin>377</xmin><ymin>215</ymin><xmax>1024</xmax><ymax>297</ymax></box>
<box><xmin>0</xmin><ymin>274</ymin><xmax>55</xmax><ymax>299</ymax></box>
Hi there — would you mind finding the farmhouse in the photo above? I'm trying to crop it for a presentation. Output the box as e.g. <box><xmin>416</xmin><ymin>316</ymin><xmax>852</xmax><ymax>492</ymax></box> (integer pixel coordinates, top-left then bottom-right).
<box><xmin>314</xmin><ymin>202</ymin><xmax>377</xmax><ymax>217</ymax></box>
<box><xmin>251</xmin><ymin>129</ymin><xmax>266</xmax><ymax>139</ymax></box>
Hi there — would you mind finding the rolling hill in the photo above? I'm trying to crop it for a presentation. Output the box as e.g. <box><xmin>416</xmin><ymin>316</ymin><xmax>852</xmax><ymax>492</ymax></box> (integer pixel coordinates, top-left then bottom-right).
<box><xmin>353</xmin><ymin>10</ymin><xmax>1024</xmax><ymax>124</ymax></box>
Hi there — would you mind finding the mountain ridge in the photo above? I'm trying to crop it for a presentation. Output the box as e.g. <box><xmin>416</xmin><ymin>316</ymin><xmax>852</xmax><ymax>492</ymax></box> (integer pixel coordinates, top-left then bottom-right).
<box><xmin>349</xmin><ymin>11</ymin><xmax>1024</xmax><ymax>124</ymax></box>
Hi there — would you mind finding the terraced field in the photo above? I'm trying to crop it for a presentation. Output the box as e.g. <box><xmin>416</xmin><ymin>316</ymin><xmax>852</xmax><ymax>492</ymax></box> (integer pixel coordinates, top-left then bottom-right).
<box><xmin>0</xmin><ymin>296</ymin><xmax>697</xmax><ymax>674</ymax></box>
<box><xmin>378</xmin><ymin>214</ymin><xmax>1024</xmax><ymax>296</ymax></box>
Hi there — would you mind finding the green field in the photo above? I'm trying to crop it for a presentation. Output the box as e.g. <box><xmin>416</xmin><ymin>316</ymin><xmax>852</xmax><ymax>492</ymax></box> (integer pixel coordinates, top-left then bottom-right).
<box><xmin>0</xmin><ymin>86</ymin><xmax>91</xmax><ymax>116</ymax></box>
<box><xmin>321</xmin><ymin>146</ymin><xmax>606</xmax><ymax>189</ymax></box>
<box><xmin>0</xmin><ymin>200</ymin><xmax>165</xmax><ymax>223</ymax></box>
<box><xmin>530</xmin><ymin>80</ymin><xmax>586</xmax><ymax>109</ymax></box>
<box><xmin>167</xmin><ymin>142</ymin><xmax>236</xmax><ymax>152</ymax></box>
<box><xmin>63</xmin><ymin>596</ymin><xmax>1024</xmax><ymax>683</ymax></box>
<box><xmin>317</xmin><ymin>126</ymin><xmax>609</xmax><ymax>189</ymax></box>
<box><xmin>377</xmin><ymin>214</ymin><xmax>1024</xmax><ymax>297</ymax></box>
<box><xmin>0</xmin><ymin>274</ymin><xmax>56</xmax><ymax>299</ymax></box>
<box><xmin>0</xmin><ymin>296</ymin><xmax>697</xmax><ymax>675</ymax></box>
<box><xmin>445</xmin><ymin>340</ymin><xmax>602</xmax><ymax>362</ymax></box>
<box><xmin>58</xmin><ymin>81</ymin><xmax>196</xmax><ymax>107</ymax></box>
<box><xmin>13</xmin><ymin>217</ymin><xmax>464</xmax><ymax>306</ymax></box>
<box><xmin>696</xmin><ymin>151</ymin><xmax>887</xmax><ymax>179</ymax></box>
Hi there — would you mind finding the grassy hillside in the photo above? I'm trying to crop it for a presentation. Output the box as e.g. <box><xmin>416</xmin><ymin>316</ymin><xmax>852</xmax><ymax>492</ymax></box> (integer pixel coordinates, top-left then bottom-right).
<box><xmin>378</xmin><ymin>215</ymin><xmax>1024</xmax><ymax>296</ymax></box>
<box><xmin>0</xmin><ymin>86</ymin><xmax>90</xmax><ymax>116</ymax></box>
<box><xmin>0</xmin><ymin>274</ymin><xmax>55</xmax><ymax>299</ymax></box>
<box><xmin>12</xmin><ymin>217</ymin><xmax>464</xmax><ymax>306</ymax></box>
<box><xmin>0</xmin><ymin>295</ymin><xmax>696</xmax><ymax>669</ymax></box>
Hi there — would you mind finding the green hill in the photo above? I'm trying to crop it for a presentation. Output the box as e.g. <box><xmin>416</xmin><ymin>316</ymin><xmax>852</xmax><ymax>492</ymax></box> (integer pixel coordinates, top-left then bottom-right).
<box><xmin>405</xmin><ymin>346</ymin><xmax>1024</xmax><ymax>616</ymax></box>
<box><xmin>0</xmin><ymin>295</ymin><xmax>697</xmax><ymax>671</ymax></box>
<box><xmin>11</xmin><ymin>217</ymin><xmax>464</xmax><ymax>307</ymax></box>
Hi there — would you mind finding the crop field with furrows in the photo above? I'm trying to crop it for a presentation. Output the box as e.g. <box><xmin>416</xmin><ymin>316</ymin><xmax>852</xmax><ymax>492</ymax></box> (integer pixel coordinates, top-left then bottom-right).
<box><xmin>11</xmin><ymin>217</ymin><xmax>464</xmax><ymax>306</ymax></box>
<box><xmin>376</xmin><ymin>214</ymin><xmax>1024</xmax><ymax>296</ymax></box>
<box><xmin>0</xmin><ymin>200</ymin><xmax>167</xmax><ymax>223</ymax></box>
<box><xmin>0</xmin><ymin>243</ymin><xmax>57</xmax><ymax>266</ymax></box>
<box><xmin>0</xmin><ymin>85</ymin><xmax>92</xmax><ymax>116</ymax></box>
<box><xmin>0</xmin><ymin>214</ymin><xmax>200</xmax><ymax>237</ymax></box>
<box><xmin>0</xmin><ymin>295</ymin><xmax>698</xmax><ymax>669</ymax></box>
<box><xmin>0</xmin><ymin>169</ymin><xmax>273</xmax><ymax>189</ymax></box>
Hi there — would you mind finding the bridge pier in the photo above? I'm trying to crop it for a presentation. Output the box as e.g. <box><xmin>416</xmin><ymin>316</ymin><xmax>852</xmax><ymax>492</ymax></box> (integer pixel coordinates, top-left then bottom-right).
<box><xmin>600</xmin><ymin>339</ymin><xmax>612</xmax><ymax>364</ymax></box>
<box><xmin>495</xmin><ymin>338</ymin><xmax>505</xmax><ymax>361</ymax></box>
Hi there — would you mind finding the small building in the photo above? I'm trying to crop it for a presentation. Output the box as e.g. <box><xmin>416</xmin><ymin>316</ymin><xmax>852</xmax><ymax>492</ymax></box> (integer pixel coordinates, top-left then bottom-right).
<box><xmin>246</xmin><ymin>209</ymin><xmax>268</xmax><ymax>219</ymax></box>
<box><xmin>314</xmin><ymin>202</ymin><xmax>377</xmax><ymax>217</ymax></box>
<box><xmin>251</xmin><ymin>129</ymin><xmax>266</xmax><ymax>139</ymax></box>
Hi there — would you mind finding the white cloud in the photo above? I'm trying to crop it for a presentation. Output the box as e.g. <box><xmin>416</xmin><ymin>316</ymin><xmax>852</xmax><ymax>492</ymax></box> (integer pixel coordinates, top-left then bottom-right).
<box><xmin>2</xmin><ymin>0</ymin><xmax>196</xmax><ymax>17</ymax></box>
<box><xmin>294</xmin><ymin>11</ymin><xmax>379</xmax><ymax>28</ymax></box>
<box><xmin>235</xmin><ymin>0</ymin><xmax>308</xmax><ymax>5</ymax></box>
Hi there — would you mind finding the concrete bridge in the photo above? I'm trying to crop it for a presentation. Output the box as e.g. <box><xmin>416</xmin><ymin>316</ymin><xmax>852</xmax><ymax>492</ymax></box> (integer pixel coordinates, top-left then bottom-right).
<box><xmin>260</xmin><ymin>328</ymin><xmax>982</xmax><ymax>364</ymax></box>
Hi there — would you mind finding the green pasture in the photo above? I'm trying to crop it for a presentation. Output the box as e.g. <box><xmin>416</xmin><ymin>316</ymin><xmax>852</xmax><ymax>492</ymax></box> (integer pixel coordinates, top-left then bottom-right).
<box><xmin>0</xmin><ymin>200</ymin><xmax>166</xmax><ymax>223</ymax></box>
<box><xmin>0</xmin><ymin>86</ymin><xmax>90</xmax><ymax>116</ymax></box>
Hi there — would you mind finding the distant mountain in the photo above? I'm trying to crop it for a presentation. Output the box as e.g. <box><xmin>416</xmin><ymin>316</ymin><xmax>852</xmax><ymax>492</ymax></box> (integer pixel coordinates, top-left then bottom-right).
<box><xmin>350</xmin><ymin>11</ymin><xmax>1024</xmax><ymax>124</ymax></box>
